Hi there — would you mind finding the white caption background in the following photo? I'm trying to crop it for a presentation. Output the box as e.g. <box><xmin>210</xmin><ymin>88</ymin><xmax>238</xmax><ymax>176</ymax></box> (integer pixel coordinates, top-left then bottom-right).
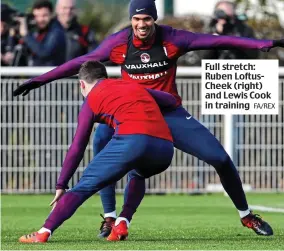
<box><xmin>201</xmin><ymin>60</ymin><xmax>279</xmax><ymax>115</ymax></box>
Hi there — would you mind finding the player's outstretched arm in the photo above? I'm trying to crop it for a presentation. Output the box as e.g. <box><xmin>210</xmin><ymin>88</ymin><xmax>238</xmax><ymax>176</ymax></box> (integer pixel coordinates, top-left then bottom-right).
<box><xmin>13</xmin><ymin>30</ymin><xmax>128</xmax><ymax>97</ymax></box>
<box><xmin>56</xmin><ymin>101</ymin><xmax>95</xmax><ymax>190</ymax></box>
<box><xmin>189</xmin><ymin>33</ymin><xmax>283</xmax><ymax>52</ymax></box>
<box><xmin>166</xmin><ymin>26</ymin><xmax>283</xmax><ymax>53</ymax></box>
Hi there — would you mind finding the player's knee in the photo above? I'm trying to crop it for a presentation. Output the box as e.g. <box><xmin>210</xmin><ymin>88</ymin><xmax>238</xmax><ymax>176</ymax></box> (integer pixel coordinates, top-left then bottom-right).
<box><xmin>139</xmin><ymin>165</ymin><xmax>168</xmax><ymax>178</ymax></box>
<box><xmin>99</xmin><ymin>184</ymin><xmax>116</xmax><ymax>196</ymax></box>
<box><xmin>206</xmin><ymin>147</ymin><xmax>232</xmax><ymax>170</ymax></box>
<box><xmin>128</xmin><ymin>170</ymin><xmax>144</xmax><ymax>180</ymax></box>
<box><xmin>70</xmin><ymin>181</ymin><xmax>96</xmax><ymax>195</ymax></box>
<box><xmin>71</xmin><ymin>172</ymin><xmax>105</xmax><ymax>194</ymax></box>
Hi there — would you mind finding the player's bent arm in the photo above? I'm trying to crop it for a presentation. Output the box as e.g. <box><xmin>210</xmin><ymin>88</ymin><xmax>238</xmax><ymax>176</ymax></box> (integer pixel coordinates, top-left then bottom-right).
<box><xmin>56</xmin><ymin>102</ymin><xmax>96</xmax><ymax>190</ymax></box>
<box><xmin>146</xmin><ymin>89</ymin><xmax>177</xmax><ymax>109</ymax></box>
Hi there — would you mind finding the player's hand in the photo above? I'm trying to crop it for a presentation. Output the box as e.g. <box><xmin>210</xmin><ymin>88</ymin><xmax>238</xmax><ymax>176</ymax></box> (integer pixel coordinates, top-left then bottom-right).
<box><xmin>261</xmin><ymin>39</ymin><xmax>284</xmax><ymax>52</ymax></box>
<box><xmin>49</xmin><ymin>189</ymin><xmax>65</xmax><ymax>211</ymax></box>
<box><xmin>13</xmin><ymin>80</ymin><xmax>43</xmax><ymax>97</ymax></box>
<box><xmin>273</xmin><ymin>39</ymin><xmax>284</xmax><ymax>47</ymax></box>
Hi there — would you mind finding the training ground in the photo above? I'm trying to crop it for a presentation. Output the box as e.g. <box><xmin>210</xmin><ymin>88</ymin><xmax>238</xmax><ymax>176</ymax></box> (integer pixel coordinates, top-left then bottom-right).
<box><xmin>1</xmin><ymin>193</ymin><xmax>284</xmax><ymax>250</ymax></box>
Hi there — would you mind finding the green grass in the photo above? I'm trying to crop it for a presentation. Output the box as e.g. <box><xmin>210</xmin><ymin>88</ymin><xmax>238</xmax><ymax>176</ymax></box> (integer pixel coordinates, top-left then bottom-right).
<box><xmin>1</xmin><ymin>194</ymin><xmax>284</xmax><ymax>250</ymax></box>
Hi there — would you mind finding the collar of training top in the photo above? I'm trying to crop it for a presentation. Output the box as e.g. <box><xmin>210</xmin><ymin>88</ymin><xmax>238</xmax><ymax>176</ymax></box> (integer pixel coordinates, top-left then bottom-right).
<box><xmin>132</xmin><ymin>26</ymin><xmax>156</xmax><ymax>50</ymax></box>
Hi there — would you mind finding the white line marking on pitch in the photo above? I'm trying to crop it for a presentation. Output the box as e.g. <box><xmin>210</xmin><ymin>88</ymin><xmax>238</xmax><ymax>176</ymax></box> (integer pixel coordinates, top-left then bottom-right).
<box><xmin>250</xmin><ymin>205</ymin><xmax>284</xmax><ymax>213</ymax></box>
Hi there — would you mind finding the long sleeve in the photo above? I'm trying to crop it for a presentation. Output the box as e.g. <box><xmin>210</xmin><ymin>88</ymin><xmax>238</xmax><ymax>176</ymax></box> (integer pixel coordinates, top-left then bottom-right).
<box><xmin>56</xmin><ymin>101</ymin><xmax>96</xmax><ymax>190</ymax></box>
<box><xmin>162</xmin><ymin>25</ymin><xmax>274</xmax><ymax>54</ymax></box>
<box><xmin>146</xmin><ymin>89</ymin><xmax>177</xmax><ymax>109</ymax></box>
<box><xmin>189</xmin><ymin>32</ymin><xmax>273</xmax><ymax>51</ymax></box>
<box><xmin>25</xmin><ymin>29</ymin><xmax>128</xmax><ymax>86</ymax></box>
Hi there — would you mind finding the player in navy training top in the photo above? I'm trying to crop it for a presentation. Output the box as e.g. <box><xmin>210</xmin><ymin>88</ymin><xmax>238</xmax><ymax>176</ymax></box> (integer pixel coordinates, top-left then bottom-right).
<box><xmin>18</xmin><ymin>60</ymin><xmax>175</xmax><ymax>243</ymax></box>
<box><xmin>13</xmin><ymin>0</ymin><xmax>281</xmax><ymax>238</ymax></box>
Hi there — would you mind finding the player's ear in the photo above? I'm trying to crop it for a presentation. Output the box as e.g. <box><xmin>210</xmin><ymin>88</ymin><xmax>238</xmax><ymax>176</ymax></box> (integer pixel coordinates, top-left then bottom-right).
<box><xmin>79</xmin><ymin>80</ymin><xmax>85</xmax><ymax>89</ymax></box>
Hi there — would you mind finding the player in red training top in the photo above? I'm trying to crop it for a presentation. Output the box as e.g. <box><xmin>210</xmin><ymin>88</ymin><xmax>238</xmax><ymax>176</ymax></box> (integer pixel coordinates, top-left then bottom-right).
<box><xmin>14</xmin><ymin>0</ymin><xmax>281</xmax><ymax>238</ymax></box>
<box><xmin>18</xmin><ymin>60</ymin><xmax>175</xmax><ymax>243</ymax></box>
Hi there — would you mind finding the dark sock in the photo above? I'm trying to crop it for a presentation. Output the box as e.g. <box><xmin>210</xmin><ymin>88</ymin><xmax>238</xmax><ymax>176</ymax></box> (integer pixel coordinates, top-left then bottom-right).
<box><xmin>216</xmin><ymin>157</ymin><xmax>248</xmax><ymax>211</ymax></box>
<box><xmin>119</xmin><ymin>176</ymin><xmax>145</xmax><ymax>222</ymax></box>
<box><xmin>43</xmin><ymin>191</ymin><xmax>91</xmax><ymax>232</ymax></box>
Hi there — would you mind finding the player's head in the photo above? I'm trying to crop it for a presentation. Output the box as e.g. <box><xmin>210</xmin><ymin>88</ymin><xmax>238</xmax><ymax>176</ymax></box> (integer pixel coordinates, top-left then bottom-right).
<box><xmin>78</xmin><ymin>61</ymin><xmax>108</xmax><ymax>97</ymax></box>
<box><xmin>129</xmin><ymin>0</ymin><xmax>156</xmax><ymax>41</ymax></box>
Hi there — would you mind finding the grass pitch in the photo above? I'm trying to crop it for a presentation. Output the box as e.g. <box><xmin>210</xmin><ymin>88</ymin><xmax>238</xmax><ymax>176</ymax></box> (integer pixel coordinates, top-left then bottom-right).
<box><xmin>1</xmin><ymin>193</ymin><xmax>284</xmax><ymax>250</ymax></box>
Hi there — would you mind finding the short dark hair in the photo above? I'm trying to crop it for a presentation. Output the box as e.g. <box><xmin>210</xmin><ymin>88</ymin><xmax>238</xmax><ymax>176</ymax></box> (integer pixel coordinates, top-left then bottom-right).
<box><xmin>32</xmin><ymin>0</ymin><xmax>53</xmax><ymax>12</ymax></box>
<box><xmin>78</xmin><ymin>61</ymin><xmax>108</xmax><ymax>83</ymax></box>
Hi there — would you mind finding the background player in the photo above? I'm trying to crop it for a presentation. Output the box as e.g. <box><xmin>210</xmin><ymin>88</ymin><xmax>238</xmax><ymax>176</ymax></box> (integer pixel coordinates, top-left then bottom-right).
<box><xmin>18</xmin><ymin>60</ymin><xmax>175</xmax><ymax>243</ymax></box>
<box><xmin>13</xmin><ymin>0</ymin><xmax>283</xmax><ymax>238</ymax></box>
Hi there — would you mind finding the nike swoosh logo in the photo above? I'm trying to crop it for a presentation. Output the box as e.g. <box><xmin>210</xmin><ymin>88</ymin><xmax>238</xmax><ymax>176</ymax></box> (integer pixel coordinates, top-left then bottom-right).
<box><xmin>186</xmin><ymin>116</ymin><xmax>192</xmax><ymax>120</ymax></box>
<box><xmin>136</xmin><ymin>8</ymin><xmax>145</xmax><ymax>12</ymax></box>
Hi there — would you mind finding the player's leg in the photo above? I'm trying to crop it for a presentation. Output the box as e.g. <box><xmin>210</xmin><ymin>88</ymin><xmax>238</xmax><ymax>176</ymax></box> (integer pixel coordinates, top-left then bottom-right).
<box><xmin>107</xmin><ymin>137</ymin><xmax>173</xmax><ymax>241</ymax></box>
<box><xmin>121</xmin><ymin>170</ymin><xmax>146</xmax><ymax>222</ymax></box>
<box><xmin>94</xmin><ymin>126</ymin><xmax>150</xmax><ymax>239</ymax></box>
<box><xmin>106</xmin><ymin>169</ymin><xmax>145</xmax><ymax>241</ymax></box>
<box><xmin>163</xmin><ymin>106</ymin><xmax>273</xmax><ymax>236</ymax></box>
<box><xmin>164</xmin><ymin>106</ymin><xmax>248</xmax><ymax>210</ymax></box>
<box><xmin>19</xmin><ymin>134</ymin><xmax>152</xmax><ymax>243</ymax></box>
<box><xmin>93</xmin><ymin>124</ymin><xmax>117</xmax><ymax>237</ymax></box>
<box><xmin>120</xmin><ymin>138</ymin><xmax>173</xmax><ymax>223</ymax></box>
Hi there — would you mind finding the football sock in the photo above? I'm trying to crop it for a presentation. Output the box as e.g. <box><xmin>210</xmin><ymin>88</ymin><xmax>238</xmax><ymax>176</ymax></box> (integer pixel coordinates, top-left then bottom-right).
<box><xmin>239</xmin><ymin>209</ymin><xmax>251</xmax><ymax>218</ymax></box>
<box><xmin>38</xmin><ymin>227</ymin><xmax>51</xmax><ymax>234</ymax></box>
<box><xmin>115</xmin><ymin>217</ymin><xmax>130</xmax><ymax>228</ymax></box>
<box><xmin>215</xmin><ymin>157</ymin><xmax>249</xmax><ymax>211</ymax></box>
<box><xmin>43</xmin><ymin>191</ymin><xmax>90</xmax><ymax>232</ymax></box>
<box><xmin>104</xmin><ymin>210</ymin><xmax>117</xmax><ymax>218</ymax></box>
<box><xmin>120</xmin><ymin>173</ymin><xmax>145</xmax><ymax>222</ymax></box>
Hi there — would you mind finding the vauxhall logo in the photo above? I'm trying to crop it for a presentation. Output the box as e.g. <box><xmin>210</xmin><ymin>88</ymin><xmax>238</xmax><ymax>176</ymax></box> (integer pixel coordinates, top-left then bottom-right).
<box><xmin>140</xmin><ymin>53</ymin><xmax>150</xmax><ymax>63</ymax></box>
<box><xmin>125</xmin><ymin>61</ymin><xmax>168</xmax><ymax>70</ymax></box>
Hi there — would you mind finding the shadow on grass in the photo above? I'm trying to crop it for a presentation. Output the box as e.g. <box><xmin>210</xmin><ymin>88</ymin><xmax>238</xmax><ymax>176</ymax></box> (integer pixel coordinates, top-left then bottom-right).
<box><xmin>46</xmin><ymin>235</ymin><xmax>277</xmax><ymax>243</ymax></box>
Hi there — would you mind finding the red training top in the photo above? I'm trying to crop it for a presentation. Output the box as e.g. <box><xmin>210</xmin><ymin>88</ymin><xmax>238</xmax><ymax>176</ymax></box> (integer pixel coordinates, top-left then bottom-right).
<box><xmin>55</xmin><ymin>79</ymin><xmax>176</xmax><ymax>190</ymax></box>
<box><xmin>88</xmin><ymin>79</ymin><xmax>173</xmax><ymax>141</ymax></box>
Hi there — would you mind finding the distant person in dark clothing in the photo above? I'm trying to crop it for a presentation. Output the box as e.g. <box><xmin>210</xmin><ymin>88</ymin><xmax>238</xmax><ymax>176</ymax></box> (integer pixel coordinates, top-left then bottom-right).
<box><xmin>1</xmin><ymin>19</ymin><xmax>15</xmax><ymax>66</ymax></box>
<box><xmin>202</xmin><ymin>0</ymin><xmax>259</xmax><ymax>59</ymax></box>
<box><xmin>56</xmin><ymin>0</ymin><xmax>97</xmax><ymax>61</ymax></box>
<box><xmin>16</xmin><ymin>0</ymin><xmax>66</xmax><ymax>66</ymax></box>
<box><xmin>1</xmin><ymin>4</ymin><xmax>29</xmax><ymax>66</ymax></box>
<box><xmin>1</xmin><ymin>4</ymin><xmax>17</xmax><ymax>66</ymax></box>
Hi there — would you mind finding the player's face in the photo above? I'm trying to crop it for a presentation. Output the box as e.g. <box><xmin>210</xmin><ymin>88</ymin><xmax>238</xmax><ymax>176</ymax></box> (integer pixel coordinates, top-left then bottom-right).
<box><xmin>33</xmin><ymin>8</ymin><xmax>52</xmax><ymax>30</ymax></box>
<box><xmin>131</xmin><ymin>14</ymin><xmax>155</xmax><ymax>41</ymax></box>
<box><xmin>79</xmin><ymin>80</ymin><xmax>86</xmax><ymax>97</ymax></box>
